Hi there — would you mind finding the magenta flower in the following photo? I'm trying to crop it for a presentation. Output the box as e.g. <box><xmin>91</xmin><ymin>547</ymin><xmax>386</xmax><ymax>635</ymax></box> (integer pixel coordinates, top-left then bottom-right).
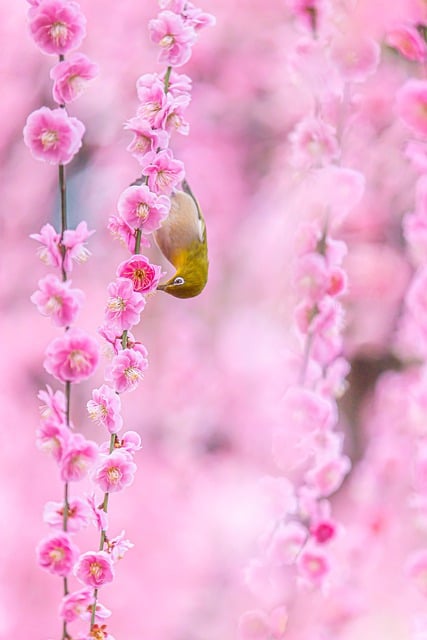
<box><xmin>44</xmin><ymin>328</ymin><xmax>99</xmax><ymax>383</ymax></box>
<box><xmin>124</xmin><ymin>115</ymin><xmax>170</xmax><ymax>162</ymax></box>
<box><xmin>62</xmin><ymin>221</ymin><xmax>95</xmax><ymax>272</ymax></box>
<box><xmin>43</xmin><ymin>497</ymin><xmax>91</xmax><ymax>532</ymax></box>
<box><xmin>60</xmin><ymin>433</ymin><xmax>98</xmax><ymax>482</ymax></box>
<box><xmin>87</xmin><ymin>384</ymin><xmax>123</xmax><ymax>434</ymax></box>
<box><xmin>117</xmin><ymin>184</ymin><xmax>170</xmax><ymax>233</ymax></box>
<box><xmin>310</xmin><ymin>519</ymin><xmax>336</xmax><ymax>544</ymax></box>
<box><xmin>74</xmin><ymin>551</ymin><xmax>115</xmax><ymax>588</ymax></box>
<box><xmin>142</xmin><ymin>148</ymin><xmax>185</xmax><ymax>194</ymax></box>
<box><xmin>397</xmin><ymin>80</ymin><xmax>427</xmax><ymax>137</ymax></box>
<box><xmin>149</xmin><ymin>10</ymin><xmax>196</xmax><ymax>67</ymax></box>
<box><xmin>117</xmin><ymin>255</ymin><xmax>163</xmax><ymax>294</ymax></box>
<box><xmin>37</xmin><ymin>532</ymin><xmax>79</xmax><ymax>577</ymax></box>
<box><xmin>94</xmin><ymin>450</ymin><xmax>137</xmax><ymax>493</ymax></box>
<box><xmin>23</xmin><ymin>106</ymin><xmax>85</xmax><ymax>165</ymax></box>
<box><xmin>107</xmin><ymin>348</ymin><xmax>148</xmax><ymax>393</ymax></box>
<box><xmin>28</xmin><ymin>0</ymin><xmax>86</xmax><ymax>55</ymax></box>
<box><xmin>105</xmin><ymin>278</ymin><xmax>146</xmax><ymax>332</ymax></box>
<box><xmin>297</xmin><ymin>549</ymin><xmax>330</xmax><ymax>584</ymax></box>
<box><xmin>31</xmin><ymin>274</ymin><xmax>84</xmax><ymax>327</ymax></box>
<box><xmin>50</xmin><ymin>52</ymin><xmax>99</xmax><ymax>104</ymax></box>
<box><xmin>30</xmin><ymin>223</ymin><xmax>62</xmax><ymax>268</ymax></box>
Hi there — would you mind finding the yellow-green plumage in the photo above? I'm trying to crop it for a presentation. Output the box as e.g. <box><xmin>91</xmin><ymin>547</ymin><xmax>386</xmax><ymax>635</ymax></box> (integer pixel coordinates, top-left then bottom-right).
<box><xmin>155</xmin><ymin>181</ymin><xmax>208</xmax><ymax>299</ymax></box>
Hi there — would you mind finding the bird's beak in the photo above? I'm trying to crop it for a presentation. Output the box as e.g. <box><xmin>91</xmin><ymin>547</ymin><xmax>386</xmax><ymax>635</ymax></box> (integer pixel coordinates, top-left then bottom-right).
<box><xmin>157</xmin><ymin>283</ymin><xmax>166</xmax><ymax>291</ymax></box>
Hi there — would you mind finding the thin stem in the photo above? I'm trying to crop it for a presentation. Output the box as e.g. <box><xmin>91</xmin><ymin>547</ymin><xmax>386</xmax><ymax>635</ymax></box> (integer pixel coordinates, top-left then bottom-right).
<box><xmin>164</xmin><ymin>65</ymin><xmax>172</xmax><ymax>93</ymax></box>
<box><xmin>135</xmin><ymin>229</ymin><xmax>142</xmax><ymax>254</ymax></box>
<box><xmin>299</xmin><ymin>331</ymin><xmax>314</xmax><ymax>386</ymax></box>
<box><xmin>65</xmin><ymin>381</ymin><xmax>71</xmax><ymax>426</ymax></box>
<box><xmin>58</xmin><ymin>164</ymin><xmax>67</xmax><ymax>282</ymax></box>
<box><xmin>121</xmin><ymin>330</ymin><xmax>128</xmax><ymax>350</ymax></box>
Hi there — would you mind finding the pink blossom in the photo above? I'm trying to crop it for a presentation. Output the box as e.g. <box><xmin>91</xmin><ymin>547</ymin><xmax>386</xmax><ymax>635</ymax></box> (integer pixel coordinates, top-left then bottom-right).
<box><xmin>136</xmin><ymin>77</ymin><xmax>170</xmax><ymax>128</ymax></box>
<box><xmin>397</xmin><ymin>80</ymin><xmax>427</xmax><ymax>137</ymax></box>
<box><xmin>386</xmin><ymin>24</ymin><xmax>427</xmax><ymax>61</ymax></box>
<box><xmin>87</xmin><ymin>384</ymin><xmax>123</xmax><ymax>434</ymax></box>
<box><xmin>50</xmin><ymin>52</ymin><xmax>99</xmax><ymax>104</ymax></box>
<box><xmin>124</xmin><ymin>116</ymin><xmax>170</xmax><ymax>161</ymax></box>
<box><xmin>62</xmin><ymin>221</ymin><xmax>95</xmax><ymax>272</ymax></box>
<box><xmin>28</xmin><ymin>0</ymin><xmax>86</xmax><ymax>55</ymax></box>
<box><xmin>108</xmin><ymin>215</ymin><xmax>150</xmax><ymax>253</ymax></box>
<box><xmin>105</xmin><ymin>278</ymin><xmax>146</xmax><ymax>332</ymax></box>
<box><xmin>163</xmin><ymin>93</ymin><xmax>191</xmax><ymax>135</ymax></box>
<box><xmin>106</xmin><ymin>530</ymin><xmax>134</xmax><ymax>561</ymax></box>
<box><xmin>43</xmin><ymin>497</ymin><xmax>91</xmax><ymax>532</ymax></box>
<box><xmin>117</xmin><ymin>184</ymin><xmax>170</xmax><ymax>233</ymax></box>
<box><xmin>142</xmin><ymin>149</ymin><xmax>185</xmax><ymax>194</ymax></box>
<box><xmin>182</xmin><ymin>2</ymin><xmax>216</xmax><ymax>31</ymax></box>
<box><xmin>330</xmin><ymin>35</ymin><xmax>380</xmax><ymax>83</ymax></box>
<box><xmin>107</xmin><ymin>348</ymin><xmax>148</xmax><ymax>393</ymax></box>
<box><xmin>31</xmin><ymin>274</ymin><xmax>84</xmax><ymax>327</ymax></box>
<box><xmin>74</xmin><ymin>551</ymin><xmax>114</xmax><ymax>588</ymax></box>
<box><xmin>118</xmin><ymin>430</ymin><xmax>142</xmax><ymax>453</ymax></box>
<box><xmin>36</xmin><ymin>421</ymin><xmax>69</xmax><ymax>462</ymax></box>
<box><xmin>267</xmin><ymin>521</ymin><xmax>308</xmax><ymax>565</ymax></box>
<box><xmin>161</xmin><ymin>69</ymin><xmax>192</xmax><ymax>97</ymax></box>
<box><xmin>149</xmin><ymin>10</ymin><xmax>196</xmax><ymax>67</ymax></box>
<box><xmin>23</xmin><ymin>106</ymin><xmax>84</xmax><ymax>165</ymax></box>
<box><xmin>117</xmin><ymin>255</ymin><xmax>163</xmax><ymax>294</ymax></box>
<box><xmin>30</xmin><ymin>223</ymin><xmax>62</xmax><ymax>267</ymax></box>
<box><xmin>305</xmin><ymin>455</ymin><xmax>351</xmax><ymax>497</ymax></box>
<box><xmin>407</xmin><ymin>549</ymin><xmax>427</xmax><ymax>596</ymax></box>
<box><xmin>44</xmin><ymin>328</ymin><xmax>99</xmax><ymax>383</ymax></box>
<box><xmin>60</xmin><ymin>433</ymin><xmax>98</xmax><ymax>482</ymax></box>
<box><xmin>37</xmin><ymin>532</ymin><xmax>79</xmax><ymax>577</ymax></box>
<box><xmin>297</xmin><ymin>549</ymin><xmax>330</xmax><ymax>583</ymax></box>
<box><xmin>281</xmin><ymin>386</ymin><xmax>336</xmax><ymax>433</ymax></box>
<box><xmin>94</xmin><ymin>450</ymin><xmax>137</xmax><ymax>493</ymax></box>
<box><xmin>60</xmin><ymin>587</ymin><xmax>111</xmax><ymax>623</ymax></box>
<box><xmin>310</xmin><ymin>519</ymin><xmax>336</xmax><ymax>544</ymax></box>
<box><xmin>289</xmin><ymin>116</ymin><xmax>340</xmax><ymax>169</ymax></box>
<box><xmin>38</xmin><ymin>384</ymin><xmax>66</xmax><ymax>426</ymax></box>
<box><xmin>87</xmin><ymin>494</ymin><xmax>108</xmax><ymax>532</ymax></box>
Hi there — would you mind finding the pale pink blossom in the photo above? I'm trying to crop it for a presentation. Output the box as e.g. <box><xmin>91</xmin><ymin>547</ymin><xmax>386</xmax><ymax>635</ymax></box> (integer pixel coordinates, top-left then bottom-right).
<box><xmin>94</xmin><ymin>450</ymin><xmax>137</xmax><ymax>493</ymax></box>
<box><xmin>305</xmin><ymin>455</ymin><xmax>351</xmax><ymax>497</ymax></box>
<box><xmin>136</xmin><ymin>77</ymin><xmax>170</xmax><ymax>128</ymax></box>
<box><xmin>62</xmin><ymin>221</ymin><xmax>95</xmax><ymax>271</ymax></box>
<box><xmin>43</xmin><ymin>497</ymin><xmax>91</xmax><ymax>532</ymax></box>
<box><xmin>23</xmin><ymin>106</ymin><xmax>84</xmax><ymax>165</ymax></box>
<box><xmin>87</xmin><ymin>494</ymin><xmax>108</xmax><ymax>532</ymax></box>
<box><xmin>182</xmin><ymin>2</ymin><xmax>216</xmax><ymax>31</ymax></box>
<box><xmin>267</xmin><ymin>521</ymin><xmax>308</xmax><ymax>565</ymax></box>
<box><xmin>407</xmin><ymin>266</ymin><xmax>427</xmax><ymax>331</ymax></box>
<box><xmin>238</xmin><ymin>610</ymin><xmax>270</xmax><ymax>639</ymax></box>
<box><xmin>117</xmin><ymin>184</ymin><xmax>170</xmax><ymax>233</ymax></box>
<box><xmin>50</xmin><ymin>52</ymin><xmax>99</xmax><ymax>104</ymax></box>
<box><xmin>118</xmin><ymin>430</ymin><xmax>142</xmax><ymax>453</ymax></box>
<box><xmin>87</xmin><ymin>385</ymin><xmax>123</xmax><ymax>434</ymax></box>
<box><xmin>163</xmin><ymin>93</ymin><xmax>191</xmax><ymax>135</ymax></box>
<box><xmin>297</xmin><ymin>549</ymin><xmax>330</xmax><ymax>583</ymax></box>
<box><xmin>142</xmin><ymin>149</ymin><xmax>185</xmax><ymax>194</ymax></box>
<box><xmin>37</xmin><ymin>532</ymin><xmax>79</xmax><ymax>577</ymax></box>
<box><xmin>74</xmin><ymin>551</ymin><xmax>114</xmax><ymax>588</ymax></box>
<box><xmin>108</xmin><ymin>215</ymin><xmax>150</xmax><ymax>253</ymax></box>
<box><xmin>60</xmin><ymin>433</ymin><xmax>98</xmax><ymax>482</ymax></box>
<box><xmin>107</xmin><ymin>348</ymin><xmax>148</xmax><ymax>393</ymax></box>
<box><xmin>124</xmin><ymin>116</ymin><xmax>170</xmax><ymax>161</ymax></box>
<box><xmin>31</xmin><ymin>274</ymin><xmax>84</xmax><ymax>326</ymax></box>
<box><xmin>149</xmin><ymin>10</ymin><xmax>196</xmax><ymax>67</ymax></box>
<box><xmin>38</xmin><ymin>384</ymin><xmax>66</xmax><ymax>426</ymax></box>
<box><xmin>289</xmin><ymin>116</ymin><xmax>340</xmax><ymax>169</ymax></box>
<box><xmin>36</xmin><ymin>421</ymin><xmax>69</xmax><ymax>462</ymax></box>
<box><xmin>60</xmin><ymin>587</ymin><xmax>111</xmax><ymax>623</ymax></box>
<box><xmin>258</xmin><ymin>476</ymin><xmax>297</xmax><ymax>519</ymax></box>
<box><xmin>407</xmin><ymin>549</ymin><xmax>427</xmax><ymax>596</ymax></box>
<box><xmin>104</xmin><ymin>278</ymin><xmax>146</xmax><ymax>332</ymax></box>
<box><xmin>397</xmin><ymin>80</ymin><xmax>427</xmax><ymax>137</ymax></box>
<box><xmin>330</xmin><ymin>35</ymin><xmax>380</xmax><ymax>83</ymax></box>
<box><xmin>30</xmin><ymin>223</ymin><xmax>62</xmax><ymax>267</ymax></box>
<box><xmin>161</xmin><ymin>69</ymin><xmax>192</xmax><ymax>97</ymax></box>
<box><xmin>44</xmin><ymin>329</ymin><xmax>99</xmax><ymax>383</ymax></box>
<box><xmin>28</xmin><ymin>0</ymin><xmax>86</xmax><ymax>55</ymax></box>
<box><xmin>117</xmin><ymin>255</ymin><xmax>163</xmax><ymax>294</ymax></box>
<box><xmin>106</xmin><ymin>530</ymin><xmax>134</xmax><ymax>561</ymax></box>
<box><xmin>386</xmin><ymin>24</ymin><xmax>427</xmax><ymax>62</ymax></box>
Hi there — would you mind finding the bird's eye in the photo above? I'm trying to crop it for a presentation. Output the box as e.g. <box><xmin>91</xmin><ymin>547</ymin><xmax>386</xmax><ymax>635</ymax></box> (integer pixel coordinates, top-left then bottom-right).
<box><xmin>173</xmin><ymin>276</ymin><xmax>185</xmax><ymax>286</ymax></box>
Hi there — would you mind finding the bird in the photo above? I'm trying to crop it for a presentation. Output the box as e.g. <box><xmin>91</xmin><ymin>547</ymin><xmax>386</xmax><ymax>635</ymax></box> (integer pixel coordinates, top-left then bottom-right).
<box><xmin>154</xmin><ymin>179</ymin><xmax>208</xmax><ymax>298</ymax></box>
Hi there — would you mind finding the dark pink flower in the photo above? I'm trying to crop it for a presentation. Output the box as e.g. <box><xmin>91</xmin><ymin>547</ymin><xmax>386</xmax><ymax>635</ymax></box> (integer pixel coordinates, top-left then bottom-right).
<box><xmin>28</xmin><ymin>0</ymin><xmax>86</xmax><ymax>55</ymax></box>
<box><xmin>51</xmin><ymin>52</ymin><xmax>99</xmax><ymax>104</ymax></box>
<box><xmin>87</xmin><ymin>385</ymin><xmax>123</xmax><ymax>434</ymax></box>
<box><xmin>116</xmin><ymin>255</ymin><xmax>163</xmax><ymax>294</ymax></box>
<box><xmin>44</xmin><ymin>328</ymin><xmax>99</xmax><ymax>383</ymax></box>
<box><xmin>94</xmin><ymin>450</ymin><xmax>137</xmax><ymax>493</ymax></box>
<box><xmin>31</xmin><ymin>274</ymin><xmax>84</xmax><ymax>327</ymax></box>
<box><xmin>104</xmin><ymin>278</ymin><xmax>146</xmax><ymax>332</ymax></box>
<box><xmin>310</xmin><ymin>519</ymin><xmax>336</xmax><ymax>544</ymax></box>
<box><xmin>74</xmin><ymin>551</ymin><xmax>114</xmax><ymax>588</ymax></box>
<box><xmin>37</xmin><ymin>532</ymin><xmax>79</xmax><ymax>577</ymax></box>
<box><xmin>149</xmin><ymin>10</ymin><xmax>196</xmax><ymax>67</ymax></box>
<box><xmin>60</xmin><ymin>433</ymin><xmax>98</xmax><ymax>482</ymax></box>
<box><xmin>23</xmin><ymin>106</ymin><xmax>84</xmax><ymax>165</ymax></box>
<box><xmin>117</xmin><ymin>184</ymin><xmax>170</xmax><ymax>233</ymax></box>
<box><xmin>142</xmin><ymin>148</ymin><xmax>185</xmax><ymax>194</ymax></box>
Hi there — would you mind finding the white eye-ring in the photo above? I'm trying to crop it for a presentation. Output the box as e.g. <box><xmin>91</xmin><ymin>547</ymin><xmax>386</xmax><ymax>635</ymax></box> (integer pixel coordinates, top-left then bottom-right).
<box><xmin>173</xmin><ymin>276</ymin><xmax>185</xmax><ymax>286</ymax></box>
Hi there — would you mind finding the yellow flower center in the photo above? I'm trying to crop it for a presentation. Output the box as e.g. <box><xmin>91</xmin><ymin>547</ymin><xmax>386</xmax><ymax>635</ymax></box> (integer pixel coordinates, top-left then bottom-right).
<box><xmin>107</xmin><ymin>466</ymin><xmax>121</xmax><ymax>484</ymax></box>
<box><xmin>136</xmin><ymin>203</ymin><xmax>150</xmax><ymax>221</ymax></box>
<box><xmin>89</xmin><ymin>561</ymin><xmax>102</xmax><ymax>579</ymax></box>
<box><xmin>69</xmin><ymin>349</ymin><xmax>90</xmax><ymax>372</ymax></box>
<box><xmin>50</xmin><ymin>546</ymin><xmax>65</xmax><ymax>563</ymax></box>
<box><xmin>50</xmin><ymin>21</ymin><xmax>68</xmax><ymax>45</ymax></box>
<box><xmin>160</xmin><ymin>34</ymin><xmax>174</xmax><ymax>48</ymax></box>
<box><xmin>124</xmin><ymin>366</ymin><xmax>142</xmax><ymax>382</ymax></box>
<box><xmin>107</xmin><ymin>297</ymin><xmax>126</xmax><ymax>312</ymax></box>
<box><xmin>41</xmin><ymin>130</ymin><xmax>59</xmax><ymax>149</ymax></box>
